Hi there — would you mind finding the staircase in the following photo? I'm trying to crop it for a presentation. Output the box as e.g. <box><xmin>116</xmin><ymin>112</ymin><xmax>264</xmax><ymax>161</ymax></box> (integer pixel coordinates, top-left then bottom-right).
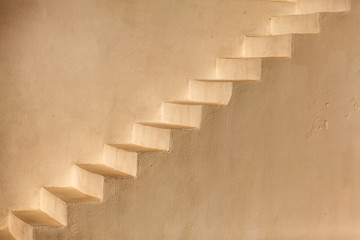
<box><xmin>0</xmin><ymin>0</ymin><xmax>351</xmax><ymax>239</ymax></box>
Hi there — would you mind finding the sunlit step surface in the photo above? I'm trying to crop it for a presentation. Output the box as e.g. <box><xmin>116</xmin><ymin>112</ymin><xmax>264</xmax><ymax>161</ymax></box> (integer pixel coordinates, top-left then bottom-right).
<box><xmin>76</xmin><ymin>164</ymin><xmax>135</xmax><ymax>178</ymax></box>
<box><xmin>11</xmin><ymin>210</ymin><xmax>62</xmax><ymax>227</ymax></box>
<box><xmin>296</xmin><ymin>0</ymin><xmax>351</xmax><ymax>14</ymax></box>
<box><xmin>102</xmin><ymin>145</ymin><xmax>138</xmax><ymax>177</ymax></box>
<box><xmin>241</xmin><ymin>35</ymin><xmax>292</xmax><ymax>58</ymax></box>
<box><xmin>43</xmin><ymin>187</ymin><xmax>100</xmax><ymax>203</ymax></box>
<box><xmin>137</xmin><ymin>103</ymin><xmax>202</xmax><ymax>129</ymax></box>
<box><xmin>113</xmin><ymin>124</ymin><xmax>170</xmax><ymax>152</ymax></box>
<box><xmin>9</xmin><ymin>210</ymin><xmax>63</xmax><ymax>240</ymax></box>
<box><xmin>271</xmin><ymin>13</ymin><xmax>320</xmax><ymax>35</ymax></box>
<box><xmin>216</xmin><ymin>58</ymin><xmax>262</xmax><ymax>81</ymax></box>
<box><xmin>41</xmin><ymin>186</ymin><xmax>100</xmax><ymax>226</ymax></box>
<box><xmin>72</xmin><ymin>165</ymin><xmax>104</xmax><ymax>200</ymax></box>
<box><xmin>178</xmin><ymin>80</ymin><xmax>233</xmax><ymax>106</ymax></box>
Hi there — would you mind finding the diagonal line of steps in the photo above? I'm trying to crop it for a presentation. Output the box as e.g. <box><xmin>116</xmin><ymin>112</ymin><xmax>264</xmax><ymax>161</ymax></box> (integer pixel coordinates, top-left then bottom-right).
<box><xmin>7</xmin><ymin>143</ymin><xmax>139</xmax><ymax>240</ymax></box>
<box><xmin>2</xmin><ymin>0</ymin><xmax>353</xmax><ymax>239</ymax></box>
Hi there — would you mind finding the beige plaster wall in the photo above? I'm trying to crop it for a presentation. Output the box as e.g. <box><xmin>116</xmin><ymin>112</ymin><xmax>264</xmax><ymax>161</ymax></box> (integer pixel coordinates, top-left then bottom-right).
<box><xmin>1</xmin><ymin>0</ymin><xmax>360</xmax><ymax>239</ymax></box>
<box><xmin>34</xmin><ymin>2</ymin><xmax>360</xmax><ymax>239</ymax></box>
<box><xmin>0</xmin><ymin>0</ymin><xmax>295</xmax><ymax>229</ymax></box>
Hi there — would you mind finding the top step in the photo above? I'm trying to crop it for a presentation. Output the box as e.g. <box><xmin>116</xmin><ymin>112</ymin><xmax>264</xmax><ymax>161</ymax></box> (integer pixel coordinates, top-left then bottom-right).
<box><xmin>270</xmin><ymin>13</ymin><xmax>320</xmax><ymax>35</ymax></box>
<box><xmin>296</xmin><ymin>0</ymin><xmax>351</xmax><ymax>14</ymax></box>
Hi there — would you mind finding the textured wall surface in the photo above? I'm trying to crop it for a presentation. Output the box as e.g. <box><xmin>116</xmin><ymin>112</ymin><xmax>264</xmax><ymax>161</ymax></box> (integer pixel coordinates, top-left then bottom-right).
<box><xmin>0</xmin><ymin>0</ymin><xmax>294</xmax><ymax>228</ymax></box>
<box><xmin>2</xmin><ymin>0</ymin><xmax>360</xmax><ymax>239</ymax></box>
<box><xmin>53</xmin><ymin>5</ymin><xmax>360</xmax><ymax>239</ymax></box>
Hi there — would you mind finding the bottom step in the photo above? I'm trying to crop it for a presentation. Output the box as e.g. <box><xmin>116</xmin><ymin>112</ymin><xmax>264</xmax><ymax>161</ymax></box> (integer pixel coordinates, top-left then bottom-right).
<box><xmin>9</xmin><ymin>210</ymin><xmax>63</xmax><ymax>240</ymax></box>
<box><xmin>12</xmin><ymin>210</ymin><xmax>63</xmax><ymax>227</ymax></box>
<box><xmin>0</xmin><ymin>229</ymin><xmax>15</xmax><ymax>240</ymax></box>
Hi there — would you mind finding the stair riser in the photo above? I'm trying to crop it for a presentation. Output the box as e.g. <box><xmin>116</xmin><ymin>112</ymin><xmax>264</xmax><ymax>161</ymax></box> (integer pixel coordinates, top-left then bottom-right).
<box><xmin>161</xmin><ymin>103</ymin><xmax>202</xmax><ymax>128</ymax></box>
<box><xmin>188</xmin><ymin>80</ymin><xmax>233</xmax><ymax>105</ymax></box>
<box><xmin>271</xmin><ymin>14</ymin><xmax>320</xmax><ymax>35</ymax></box>
<box><xmin>40</xmin><ymin>189</ymin><xmax>67</xmax><ymax>226</ymax></box>
<box><xmin>72</xmin><ymin>166</ymin><xmax>104</xmax><ymax>200</ymax></box>
<box><xmin>241</xmin><ymin>35</ymin><xmax>292</xmax><ymax>58</ymax></box>
<box><xmin>8</xmin><ymin>212</ymin><xmax>34</xmax><ymax>240</ymax></box>
<box><xmin>103</xmin><ymin>145</ymin><xmax>138</xmax><ymax>177</ymax></box>
<box><xmin>296</xmin><ymin>0</ymin><xmax>351</xmax><ymax>14</ymax></box>
<box><xmin>216</xmin><ymin>58</ymin><xmax>262</xmax><ymax>81</ymax></box>
<box><xmin>131</xmin><ymin>124</ymin><xmax>170</xmax><ymax>151</ymax></box>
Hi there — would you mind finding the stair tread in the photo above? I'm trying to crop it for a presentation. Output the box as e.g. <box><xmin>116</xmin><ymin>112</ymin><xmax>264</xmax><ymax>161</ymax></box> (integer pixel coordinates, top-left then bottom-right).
<box><xmin>0</xmin><ymin>229</ymin><xmax>15</xmax><ymax>240</ymax></box>
<box><xmin>112</xmin><ymin>143</ymin><xmax>168</xmax><ymax>152</ymax></box>
<box><xmin>44</xmin><ymin>187</ymin><xmax>101</xmax><ymax>203</ymax></box>
<box><xmin>193</xmin><ymin>78</ymin><xmax>259</xmax><ymax>82</ymax></box>
<box><xmin>76</xmin><ymin>164</ymin><xmax>135</xmax><ymax>177</ymax></box>
<box><xmin>137</xmin><ymin>121</ymin><xmax>196</xmax><ymax>129</ymax></box>
<box><xmin>169</xmin><ymin>100</ymin><xmax>226</xmax><ymax>106</ymax></box>
<box><xmin>12</xmin><ymin>210</ymin><xmax>63</xmax><ymax>227</ymax></box>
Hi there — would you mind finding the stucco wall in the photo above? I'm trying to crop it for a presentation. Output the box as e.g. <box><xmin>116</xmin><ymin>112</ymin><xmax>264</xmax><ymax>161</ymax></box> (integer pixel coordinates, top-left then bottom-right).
<box><xmin>0</xmin><ymin>0</ymin><xmax>294</xmax><ymax>229</ymax></box>
<box><xmin>2</xmin><ymin>0</ymin><xmax>360</xmax><ymax>239</ymax></box>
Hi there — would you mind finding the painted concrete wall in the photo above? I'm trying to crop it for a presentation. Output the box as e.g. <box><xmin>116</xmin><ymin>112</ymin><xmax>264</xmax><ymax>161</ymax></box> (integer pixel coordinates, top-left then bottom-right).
<box><xmin>1</xmin><ymin>0</ymin><xmax>360</xmax><ymax>239</ymax></box>
<box><xmin>0</xmin><ymin>0</ymin><xmax>294</xmax><ymax>229</ymax></box>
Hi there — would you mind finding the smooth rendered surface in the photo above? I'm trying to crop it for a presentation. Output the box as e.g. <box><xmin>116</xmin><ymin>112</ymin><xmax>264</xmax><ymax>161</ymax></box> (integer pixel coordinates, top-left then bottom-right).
<box><xmin>187</xmin><ymin>80</ymin><xmax>233</xmax><ymax>105</ymax></box>
<box><xmin>241</xmin><ymin>35</ymin><xmax>293</xmax><ymax>58</ymax></box>
<box><xmin>271</xmin><ymin>13</ymin><xmax>320</xmax><ymax>35</ymax></box>
<box><xmin>102</xmin><ymin>145</ymin><xmax>138</xmax><ymax>177</ymax></box>
<box><xmin>72</xmin><ymin>165</ymin><xmax>104</xmax><ymax>200</ymax></box>
<box><xmin>296</xmin><ymin>0</ymin><xmax>351</xmax><ymax>14</ymax></box>
<box><xmin>0</xmin><ymin>1</ymin><xmax>294</xmax><ymax>227</ymax></box>
<box><xmin>0</xmin><ymin>0</ymin><xmax>359</xmax><ymax>239</ymax></box>
<box><xmin>216</xmin><ymin>58</ymin><xmax>262</xmax><ymax>81</ymax></box>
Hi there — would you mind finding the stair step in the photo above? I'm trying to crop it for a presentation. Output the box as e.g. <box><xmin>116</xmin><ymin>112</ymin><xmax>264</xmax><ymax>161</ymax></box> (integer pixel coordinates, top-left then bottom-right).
<box><xmin>113</xmin><ymin>124</ymin><xmax>170</xmax><ymax>152</ymax></box>
<box><xmin>175</xmin><ymin>80</ymin><xmax>232</xmax><ymax>106</ymax></box>
<box><xmin>296</xmin><ymin>0</ymin><xmax>351</xmax><ymax>14</ymax></box>
<box><xmin>137</xmin><ymin>121</ymin><xmax>196</xmax><ymax>129</ymax></box>
<box><xmin>76</xmin><ymin>164</ymin><xmax>134</xmax><ymax>177</ymax></box>
<box><xmin>271</xmin><ymin>13</ymin><xmax>320</xmax><ymax>35</ymax></box>
<box><xmin>40</xmin><ymin>187</ymin><xmax>100</xmax><ymax>226</ymax></box>
<box><xmin>43</xmin><ymin>187</ymin><xmax>100</xmax><ymax>203</ymax></box>
<box><xmin>72</xmin><ymin>165</ymin><xmax>104</xmax><ymax>200</ymax></box>
<box><xmin>0</xmin><ymin>229</ymin><xmax>15</xmax><ymax>240</ymax></box>
<box><xmin>11</xmin><ymin>210</ymin><xmax>63</xmax><ymax>227</ymax></box>
<box><xmin>103</xmin><ymin>145</ymin><xmax>138</xmax><ymax>177</ymax></box>
<box><xmin>9</xmin><ymin>210</ymin><xmax>62</xmax><ymax>240</ymax></box>
<box><xmin>216</xmin><ymin>58</ymin><xmax>262</xmax><ymax>81</ymax></box>
<box><xmin>241</xmin><ymin>35</ymin><xmax>292</xmax><ymax>58</ymax></box>
<box><xmin>137</xmin><ymin>103</ymin><xmax>202</xmax><ymax>129</ymax></box>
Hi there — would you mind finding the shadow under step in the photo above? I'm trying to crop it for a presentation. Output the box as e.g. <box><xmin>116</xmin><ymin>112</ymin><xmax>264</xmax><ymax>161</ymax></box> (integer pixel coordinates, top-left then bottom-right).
<box><xmin>136</xmin><ymin>121</ymin><xmax>197</xmax><ymax>129</ymax></box>
<box><xmin>111</xmin><ymin>124</ymin><xmax>170</xmax><ymax>152</ymax></box>
<box><xmin>11</xmin><ymin>210</ymin><xmax>62</xmax><ymax>227</ymax></box>
<box><xmin>76</xmin><ymin>164</ymin><xmax>135</xmax><ymax>178</ymax></box>
<box><xmin>43</xmin><ymin>187</ymin><xmax>101</xmax><ymax>203</ymax></box>
<box><xmin>137</xmin><ymin>102</ymin><xmax>202</xmax><ymax>129</ymax></box>
<box><xmin>0</xmin><ymin>229</ymin><xmax>15</xmax><ymax>240</ymax></box>
<box><xmin>9</xmin><ymin>210</ymin><xmax>63</xmax><ymax>240</ymax></box>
